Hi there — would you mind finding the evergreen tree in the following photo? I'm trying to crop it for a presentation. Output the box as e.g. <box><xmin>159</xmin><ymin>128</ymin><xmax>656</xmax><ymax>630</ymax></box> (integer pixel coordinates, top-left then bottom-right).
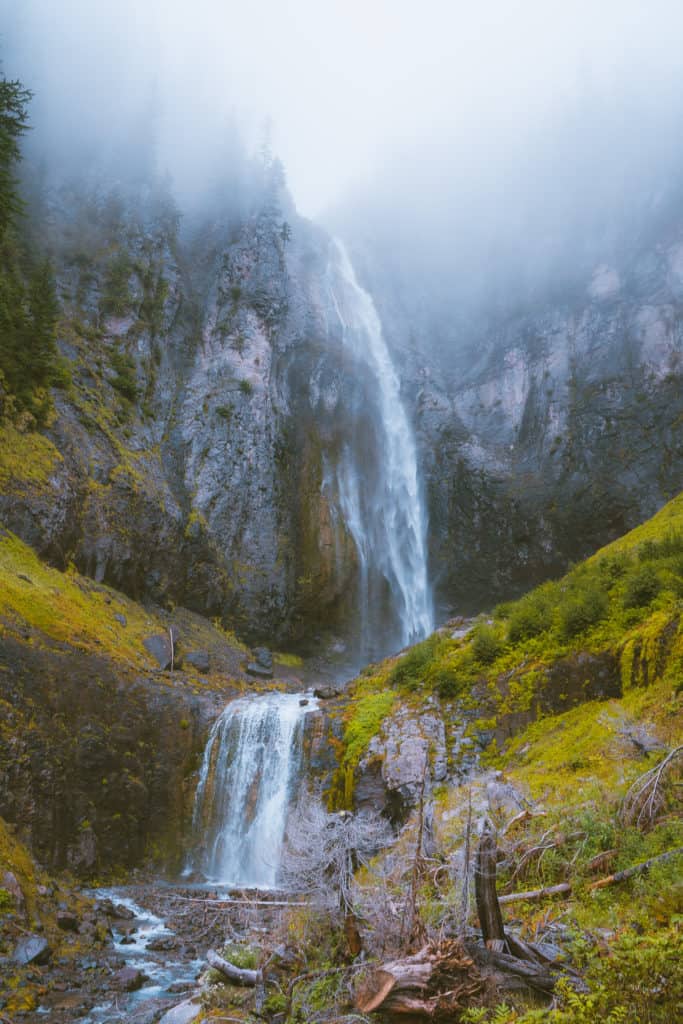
<box><xmin>0</xmin><ymin>71</ymin><xmax>64</xmax><ymax>426</ymax></box>
<box><xmin>0</xmin><ymin>76</ymin><xmax>32</xmax><ymax>240</ymax></box>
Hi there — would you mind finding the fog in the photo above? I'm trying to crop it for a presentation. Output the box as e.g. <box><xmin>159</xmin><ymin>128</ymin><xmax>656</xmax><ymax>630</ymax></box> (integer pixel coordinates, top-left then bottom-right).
<box><xmin>3</xmin><ymin>0</ymin><xmax>683</xmax><ymax>327</ymax></box>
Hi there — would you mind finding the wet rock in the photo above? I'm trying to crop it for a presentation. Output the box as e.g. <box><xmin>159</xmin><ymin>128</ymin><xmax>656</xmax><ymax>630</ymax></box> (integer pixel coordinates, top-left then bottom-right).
<box><xmin>114</xmin><ymin>613</ymin><xmax>127</xmax><ymax>627</ymax></box>
<box><xmin>146</xmin><ymin>935</ymin><xmax>177</xmax><ymax>951</ymax></box>
<box><xmin>185</xmin><ymin>650</ymin><xmax>210</xmax><ymax>672</ymax></box>
<box><xmin>112</xmin><ymin>965</ymin><xmax>149</xmax><ymax>991</ymax></box>
<box><xmin>313</xmin><ymin>684</ymin><xmax>341</xmax><ymax>700</ymax></box>
<box><xmin>14</xmin><ymin>934</ymin><xmax>51</xmax><ymax>966</ymax></box>
<box><xmin>95</xmin><ymin>898</ymin><xmax>135</xmax><ymax>920</ymax></box>
<box><xmin>56</xmin><ymin>910</ymin><xmax>79</xmax><ymax>932</ymax></box>
<box><xmin>299</xmin><ymin>698</ymin><xmax>309</xmax><ymax>706</ymax></box>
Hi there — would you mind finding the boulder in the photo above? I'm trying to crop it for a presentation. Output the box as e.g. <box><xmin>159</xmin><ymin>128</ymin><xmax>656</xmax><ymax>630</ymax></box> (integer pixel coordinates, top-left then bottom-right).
<box><xmin>253</xmin><ymin>646</ymin><xmax>273</xmax><ymax>669</ymax></box>
<box><xmin>56</xmin><ymin>910</ymin><xmax>79</xmax><ymax>932</ymax></box>
<box><xmin>14</xmin><ymin>934</ymin><xmax>51</xmax><ymax>965</ymax></box>
<box><xmin>146</xmin><ymin>935</ymin><xmax>177</xmax><ymax>951</ymax></box>
<box><xmin>246</xmin><ymin>661</ymin><xmax>273</xmax><ymax>679</ymax></box>
<box><xmin>112</xmin><ymin>966</ymin><xmax>149</xmax><ymax>991</ymax></box>
<box><xmin>185</xmin><ymin>650</ymin><xmax>210</xmax><ymax>672</ymax></box>
<box><xmin>356</xmin><ymin>708</ymin><xmax>447</xmax><ymax>822</ymax></box>
<box><xmin>313</xmin><ymin>685</ymin><xmax>341</xmax><ymax>700</ymax></box>
<box><xmin>158</xmin><ymin>999</ymin><xmax>202</xmax><ymax>1024</ymax></box>
<box><xmin>143</xmin><ymin>633</ymin><xmax>176</xmax><ymax>670</ymax></box>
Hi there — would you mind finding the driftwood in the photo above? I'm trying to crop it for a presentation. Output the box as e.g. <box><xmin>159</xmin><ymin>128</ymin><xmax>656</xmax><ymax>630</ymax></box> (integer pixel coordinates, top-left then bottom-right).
<box><xmin>355</xmin><ymin>939</ymin><xmax>485</xmax><ymax>1018</ymax></box>
<box><xmin>206</xmin><ymin>948</ymin><xmax>262</xmax><ymax>986</ymax></box>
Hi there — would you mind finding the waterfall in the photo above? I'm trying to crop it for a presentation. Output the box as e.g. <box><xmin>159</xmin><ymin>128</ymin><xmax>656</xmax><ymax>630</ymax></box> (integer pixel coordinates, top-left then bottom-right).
<box><xmin>190</xmin><ymin>692</ymin><xmax>316</xmax><ymax>888</ymax></box>
<box><xmin>324</xmin><ymin>239</ymin><xmax>434</xmax><ymax>657</ymax></box>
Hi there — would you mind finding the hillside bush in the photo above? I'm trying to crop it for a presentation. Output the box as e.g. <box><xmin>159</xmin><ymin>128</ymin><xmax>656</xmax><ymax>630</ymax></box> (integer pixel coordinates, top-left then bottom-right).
<box><xmin>558</xmin><ymin>584</ymin><xmax>608</xmax><ymax>639</ymax></box>
<box><xmin>507</xmin><ymin>594</ymin><xmax>553</xmax><ymax>643</ymax></box>
<box><xmin>472</xmin><ymin>623</ymin><xmax>502</xmax><ymax>664</ymax></box>
<box><xmin>622</xmin><ymin>565</ymin><xmax>661</xmax><ymax>608</ymax></box>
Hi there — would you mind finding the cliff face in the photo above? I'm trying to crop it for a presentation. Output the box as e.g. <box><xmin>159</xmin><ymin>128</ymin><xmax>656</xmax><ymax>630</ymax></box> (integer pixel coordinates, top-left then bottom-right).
<box><xmin>2</xmin><ymin>172</ymin><xmax>682</xmax><ymax>649</ymax></box>
<box><xmin>1</xmin><ymin>176</ymin><xmax>361</xmax><ymax>648</ymax></box>
<box><xmin>364</xmin><ymin>238</ymin><xmax>683</xmax><ymax>618</ymax></box>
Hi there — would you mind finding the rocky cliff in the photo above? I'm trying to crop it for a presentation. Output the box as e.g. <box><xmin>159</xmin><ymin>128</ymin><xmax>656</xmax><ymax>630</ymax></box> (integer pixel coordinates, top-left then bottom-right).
<box><xmin>3</xmin><ymin>167</ymin><xmax>682</xmax><ymax>656</ymax></box>
<box><xmin>356</xmin><ymin>228</ymin><xmax>683</xmax><ymax>619</ymax></box>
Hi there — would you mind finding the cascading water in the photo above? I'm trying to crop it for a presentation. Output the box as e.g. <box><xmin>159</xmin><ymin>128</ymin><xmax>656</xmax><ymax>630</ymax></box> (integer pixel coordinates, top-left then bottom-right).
<box><xmin>324</xmin><ymin>239</ymin><xmax>434</xmax><ymax>658</ymax></box>
<box><xmin>190</xmin><ymin>692</ymin><xmax>316</xmax><ymax>888</ymax></box>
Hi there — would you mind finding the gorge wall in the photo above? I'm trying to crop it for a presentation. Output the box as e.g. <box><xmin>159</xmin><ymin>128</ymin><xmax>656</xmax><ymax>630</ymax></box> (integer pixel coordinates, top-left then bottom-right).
<box><xmin>3</xmin><ymin>167</ymin><xmax>682</xmax><ymax>654</ymax></box>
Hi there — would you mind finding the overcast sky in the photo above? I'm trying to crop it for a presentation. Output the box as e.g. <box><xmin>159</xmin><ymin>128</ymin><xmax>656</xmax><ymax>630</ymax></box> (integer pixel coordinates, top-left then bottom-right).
<box><xmin>3</xmin><ymin>0</ymin><xmax>683</xmax><ymax>217</ymax></box>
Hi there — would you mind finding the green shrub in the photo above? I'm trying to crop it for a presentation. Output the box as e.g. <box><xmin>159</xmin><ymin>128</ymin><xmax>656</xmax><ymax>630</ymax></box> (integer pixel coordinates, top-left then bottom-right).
<box><xmin>507</xmin><ymin>595</ymin><xmax>552</xmax><ymax>644</ymax></box>
<box><xmin>638</xmin><ymin>529</ymin><xmax>683</xmax><ymax>562</ymax></box>
<box><xmin>471</xmin><ymin>623</ymin><xmax>502</xmax><ymax>665</ymax></box>
<box><xmin>597</xmin><ymin>553</ymin><xmax>631</xmax><ymax>582</ymax></box>
<box><xmin>109</xmin><ymin>345</ymin><xmax>138</xmax><ymax>402</ymax></box>
<box><xmin>221</xmin><ymin>943</ymin><xmax>259</xmax><ymax>970</ymax></box>
<box><xmin>622</xmin><ymin>565</ymin><xmax>661</xmax><ymax>609</ymax></box>
<box><xmin>388</xmin><ymin>634</ymin><xmax>442</xmax><ymax>690</ymax></box>
<box><xmin>239</xmin><ymin>378</ymin><xmax>253</xmax><ymax>396</ymax></box>
<box><xmin>558</xmin><ymin>585</ymin><xmax>608</xmax><ymax>639</ymax></box>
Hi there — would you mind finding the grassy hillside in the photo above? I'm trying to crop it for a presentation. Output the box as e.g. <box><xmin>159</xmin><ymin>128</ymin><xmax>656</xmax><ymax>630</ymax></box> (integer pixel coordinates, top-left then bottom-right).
<box><xmin>337</xmin><ymin>491</ymin><xmax>683</xmax><ymax>782</ymax></box>
<box><xmin>323</xmin><ymin>493</ymin><xmax>683</xmax><ymax>1022</ymax></box>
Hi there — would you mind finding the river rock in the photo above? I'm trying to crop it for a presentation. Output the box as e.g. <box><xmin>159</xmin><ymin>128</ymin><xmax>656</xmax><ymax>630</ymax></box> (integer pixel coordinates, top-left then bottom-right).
<box><xmin>146</xmin><ymin>935</ymin><xmax>177</xmax><ymax>951</ymax></box>
<box><xmin>112</xmin><ymin>965</ymin><xmax>149</xmax><ymax>991</ymax></box>
<box><xmin>14</xmin><ymin>934</ymin><xmax>51</xmax><ymax>965</ymax></box>
<box><xmin>158</xmin><ymin>999</ymin><xmax>202</xmax><ymax>1024</ymax></box>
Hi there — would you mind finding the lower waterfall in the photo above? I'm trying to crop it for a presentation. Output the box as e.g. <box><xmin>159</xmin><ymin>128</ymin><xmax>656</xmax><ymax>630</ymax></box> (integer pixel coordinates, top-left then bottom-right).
<box><xmin>190</xmin><ymin>692</ymin><xmax>316</xmax><ymax>888</ymax></box>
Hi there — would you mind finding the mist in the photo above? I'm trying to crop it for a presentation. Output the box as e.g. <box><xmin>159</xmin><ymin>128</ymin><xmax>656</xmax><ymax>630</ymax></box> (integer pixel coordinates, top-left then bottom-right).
<box><xmin>3</xmin><ymin>0</ymin><xmax>683</xmax><ymax>332</ymax></box>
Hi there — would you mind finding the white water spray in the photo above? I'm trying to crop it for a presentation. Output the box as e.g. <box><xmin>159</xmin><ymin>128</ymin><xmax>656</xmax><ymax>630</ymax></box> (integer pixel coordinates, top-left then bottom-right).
<box><xmin>191</xmin><ymin>692</ymin><xmax>316</xmax><ymax>887</ymax></box>
<box><xmin>325</xmin><ymin>240</ymin><xmax>433</xmax><ymax>654</ymax></box>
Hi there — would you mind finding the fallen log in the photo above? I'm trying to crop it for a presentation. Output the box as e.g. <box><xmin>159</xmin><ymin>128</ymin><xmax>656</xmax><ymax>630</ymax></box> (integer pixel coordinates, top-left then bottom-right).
<box><xmin>206</xmin><ymin>948</ymin><xmax>262</xmax><ymax>986</ymax></box>
<box><xmin>587</xmin><ymin>846</ymin><xmax>683</xmax><ymax>891</ymax></box>
<box><xmin>355</xmin><ymin>940</ymin><xmax>484</xmax><ymax>1018</ymax></box>
<box><xmin>498</xmin><ymin>883</ymin><xmax>572</xmax><ymax>905</ymax></box>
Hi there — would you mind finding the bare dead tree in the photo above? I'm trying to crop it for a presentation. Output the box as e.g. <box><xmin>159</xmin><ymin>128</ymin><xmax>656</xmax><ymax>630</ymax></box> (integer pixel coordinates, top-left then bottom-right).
<box><xmin>620</xmin><ymin>744</ymin><xmax>683</xmax><ymax>828</ymax></box>
<box><xmin>281</xmin><ymin>791</ymin><xmax>393</xmax><ymax>953</ymax></box>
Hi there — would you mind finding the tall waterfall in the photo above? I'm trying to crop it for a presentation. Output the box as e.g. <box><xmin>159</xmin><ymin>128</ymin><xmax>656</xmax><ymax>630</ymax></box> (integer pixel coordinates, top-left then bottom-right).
<box><xmin>191</xmin><ymin>693</ymin><xmax>315</xmax><ymax>888</ymax></box>
<box><xmin>324</xmin><ymin>240</ymin><xmax>434</xmax><ymax>658</ymax></box>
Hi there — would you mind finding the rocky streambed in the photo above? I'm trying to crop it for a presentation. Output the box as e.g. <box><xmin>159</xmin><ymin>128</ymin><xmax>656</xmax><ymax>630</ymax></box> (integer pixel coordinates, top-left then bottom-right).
<box><xmin>6</xmin><ymin>882</ymin><xmax>297</xmax><ymax>1024</ymax></box>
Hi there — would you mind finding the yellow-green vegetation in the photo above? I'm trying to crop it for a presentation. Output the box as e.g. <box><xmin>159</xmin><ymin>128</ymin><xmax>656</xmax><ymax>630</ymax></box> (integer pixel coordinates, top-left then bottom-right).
<box><xmin>350</xmin><ymin>492</ymin><xmax>683</xmax><ymax>724</ymax></box>
<box><xmin>0</xmin><ymin>817</ymin><xmax>39</xmax><ymax>919</ymax></box>
<box><xmin>0</xmin><ymin>421</ymin><xmax>62</xmax><ymax>491</ymax></box>
<box><xmin>0</xmin><ymin>529</ymin><xmax>170</xmax><ymax>667</ymax></box>
<box><xmin>274</xmin><ymin>651</ymin><xmax>304</xmax><ymax>668</ymax></box>
<box><xmin>0</xmin><ymin>818</ymin><xmax>101</xmax><ymax>1016</ymax></box>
